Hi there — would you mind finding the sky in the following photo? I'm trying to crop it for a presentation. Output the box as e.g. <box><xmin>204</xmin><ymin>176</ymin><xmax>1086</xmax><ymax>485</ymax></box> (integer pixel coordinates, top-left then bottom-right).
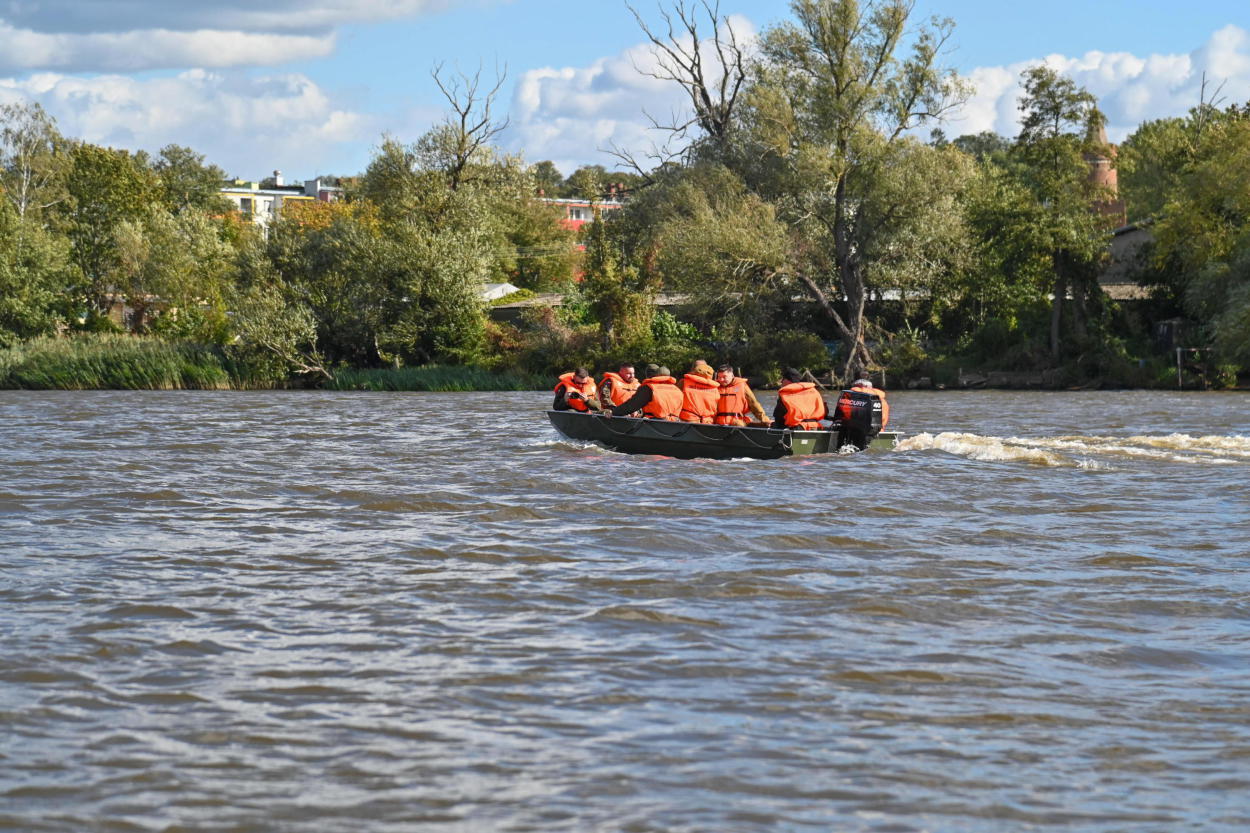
<box><xmin>0</xmin><ymin>0</ymin><xmax>1247</xmax><ymax>183</ymax></box>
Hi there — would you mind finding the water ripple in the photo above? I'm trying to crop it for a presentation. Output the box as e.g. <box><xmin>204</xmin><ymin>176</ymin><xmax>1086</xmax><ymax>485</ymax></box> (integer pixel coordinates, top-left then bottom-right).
<box><xmin>2</xmin><ymin>389</ymin><xmax>1249</xmax><ymax>832</ymax></box>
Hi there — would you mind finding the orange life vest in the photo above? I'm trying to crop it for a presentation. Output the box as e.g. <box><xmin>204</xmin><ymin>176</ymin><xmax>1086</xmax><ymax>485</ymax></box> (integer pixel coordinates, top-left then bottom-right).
<box><xmin>778</xmin><ymin>382</ymin><xmax>826</xmax><ymax>429</ymax></box>
<box><xmin>555</xmin><ymin>372</ymin><xmax>597</xmax><ymax>412</ymax></box>
<box><xmin>679</xmin><ymin>372</ymin><xmax>720</xmax><ymax>423</ymax></box>
<box><xmin>844</xmin><ymin>385</ymin><xmax>889</xmax><ymax>427</ymax></box>
<box><xmin>715</xmin><ymin>378</ymin><xmax>751</xmax><ymax>426</ymax></box>
<box><xmin>599</xmin><ymin>371</ymin><xmax>641</xmax><ymax>407</ymax></box>
<box><xmin>640</xmin><ymin>376</ymin><xmax>682</xmax><ymax>420</ymax></box>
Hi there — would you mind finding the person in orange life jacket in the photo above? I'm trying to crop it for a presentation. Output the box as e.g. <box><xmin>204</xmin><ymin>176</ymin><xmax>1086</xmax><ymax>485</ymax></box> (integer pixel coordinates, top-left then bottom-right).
<box><xmin>714</xmin><ymin>364</ymin><xmax>769</xmax><ymax>426</ymax></box>
<box><xmin>849</xmin><ymin>378</ymin><xmax>889</xmax><ymax>427</ymax></box>
<box><xmin>598</xmin><ymin>364</ymin><xmax>640</xmax><ymax>410</ymax></box>
<box><xmin>678</xmin><ymin>361</ymin><xmax>720</xmax><ymax>422</ymax></box>
<box><xmin>677</xmin><ymin>359</ymin><xmax>711</xmax><ymax>389</ymax></box>
<box><xmin>553</xmin><ymin>367</ymin><xmax>601</xmax><ymax>412</ymax></box>
<box><xmin>834</xmin><ymin>377</ymin><xmax>888</xmax><ymax>450</ymax></box>
<box><xmin>772</xmin><ymin>367</ymin><xmax>829</xmax><ymax>429</ymax></box>
<box><xmin>604</xmin><ymin>365</ymin><xmax>683</xmax><ymax>420</ymax></box>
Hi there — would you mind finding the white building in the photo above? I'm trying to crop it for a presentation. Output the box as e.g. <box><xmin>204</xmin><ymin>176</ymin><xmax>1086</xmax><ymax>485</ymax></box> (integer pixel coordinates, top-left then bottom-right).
<box><xmin>220</xmin><ymin>170</ymin><xmax>344</xmax><ymax>231</ymax></box>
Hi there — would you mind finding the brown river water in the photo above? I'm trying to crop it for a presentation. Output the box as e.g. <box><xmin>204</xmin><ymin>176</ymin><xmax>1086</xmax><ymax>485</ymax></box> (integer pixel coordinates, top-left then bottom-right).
<box><xmin>2</xmin><ymin>389</ymin><xmax>1249</xmax><ymax>832</ymax></box>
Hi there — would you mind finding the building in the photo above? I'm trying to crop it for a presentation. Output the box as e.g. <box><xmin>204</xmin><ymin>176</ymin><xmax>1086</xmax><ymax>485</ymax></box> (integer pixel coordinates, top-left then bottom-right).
<box><xmin>541</xmin><ymin>184</ymin><xmax>629</xmax><ymax>231</ymax></box>
<box><xmin>1085</xmin><ymin>123</ymin><xmax>1127</xmax><ymax>228</ymax></box>
<box><xmin>219</xmin><ymin>170</ymin><xmax>344</xmax><ymax>231</ymax></box>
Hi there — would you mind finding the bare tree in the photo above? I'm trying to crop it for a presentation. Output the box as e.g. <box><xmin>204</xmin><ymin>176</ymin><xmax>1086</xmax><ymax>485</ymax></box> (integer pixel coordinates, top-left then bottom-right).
<box><xmin>425</xmin><ymin>62</ymin><xmax>510</xmax><ymax>190</ymax></box>
<box><xmin>628</xmin><ymin>0</ymin><xmax>748</xmax><ymax>150</ymax></box>
<box><xmin>607</xmin><ymin>0</ymin><xmax>750</xmax><ymax>179</ymax></box>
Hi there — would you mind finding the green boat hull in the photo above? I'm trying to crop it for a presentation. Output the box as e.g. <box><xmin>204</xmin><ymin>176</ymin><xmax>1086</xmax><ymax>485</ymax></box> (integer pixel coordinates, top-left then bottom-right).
<box><xmin>546</xmin><ymin>410</ymin><xmax>898</xmax><ymax>460</ymax></box>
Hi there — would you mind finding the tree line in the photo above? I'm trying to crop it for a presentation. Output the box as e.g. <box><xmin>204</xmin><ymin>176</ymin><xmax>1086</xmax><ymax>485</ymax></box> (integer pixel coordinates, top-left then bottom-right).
<box><xmin>1</xmin><ymin>0</ymin><xmax>1247</xmax><ymax>389</ymax></box>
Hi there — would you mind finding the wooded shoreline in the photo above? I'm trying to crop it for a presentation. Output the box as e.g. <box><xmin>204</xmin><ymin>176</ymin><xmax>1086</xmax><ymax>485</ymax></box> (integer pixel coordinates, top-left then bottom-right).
<box><xmin>3</xmin><ymin>2</ymin><xmax>1248</xmax><ymax>393</ymax></box>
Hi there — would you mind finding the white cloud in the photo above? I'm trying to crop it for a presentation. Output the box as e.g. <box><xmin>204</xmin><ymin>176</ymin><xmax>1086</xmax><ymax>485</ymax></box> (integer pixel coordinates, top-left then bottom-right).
<box><xmin>0</xmin><ymin>24</ymin><xmax>336</xmax><ymax>73</ymax></box>
<box><xmin>1</xmin><ymin>1</ymin><xmax>459</xmax><ymax>35</ymax></box>
<box><xmin>0</xmin><ymin>71</ymin><xmax>376</xmax><ymax>178</ymax></box>
<box><xmin>506</xmin><ymin>14</ymin><xmax>757</xmax><ymax>175</ymax></box>
<box><xmin>946</xmin><ymin>24</ymin><xmax>1250</xmax><ymax>142</ymax></box>
<box><xmin>0</xmin><ymin>0</ymin><xmax>477</xmax><ymax>72</ymax></box>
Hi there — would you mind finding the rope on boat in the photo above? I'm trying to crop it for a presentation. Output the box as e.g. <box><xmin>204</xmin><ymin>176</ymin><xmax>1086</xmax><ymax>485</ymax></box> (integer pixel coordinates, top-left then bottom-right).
<box><xmin>594</xmin><ymin>415</ymin><xmax>696</xmax><ymax>440</ymax></box>
<box><xmin>727</xmin><ymin>426</ymin><xmax>789</xmax><ymax>451</ymax></box>
<box><xmin>588</xmin><ymin>414</ymin><xmax>796</xmax><ymax>452</ymax></box>
<box><xmin>596</xmin><ymin>415</ymin><xmax>648</xmax><ymax>437</ymax></box>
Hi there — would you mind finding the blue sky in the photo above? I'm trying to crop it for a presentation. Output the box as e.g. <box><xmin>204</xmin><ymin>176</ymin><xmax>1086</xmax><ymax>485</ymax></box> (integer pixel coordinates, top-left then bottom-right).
<box><xmin>1</xmin><ymin>1</ymin><xmax>1246</xmax><ymax>182</ymax></box>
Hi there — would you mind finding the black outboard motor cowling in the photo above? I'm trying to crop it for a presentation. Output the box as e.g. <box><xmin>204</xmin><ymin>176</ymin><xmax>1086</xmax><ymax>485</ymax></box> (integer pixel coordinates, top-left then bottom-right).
<box><xmin>834</xmin><ymin>389</ymin><xmax>883</xmax><ymax>450</ymax></box>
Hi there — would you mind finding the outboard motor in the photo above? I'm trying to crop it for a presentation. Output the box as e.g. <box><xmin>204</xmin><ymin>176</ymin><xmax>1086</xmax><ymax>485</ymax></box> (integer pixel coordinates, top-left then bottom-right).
<box><xmin>834</xmin><ymin>389</ymin><xmax>883</xmax><ymax>450</ymax></box>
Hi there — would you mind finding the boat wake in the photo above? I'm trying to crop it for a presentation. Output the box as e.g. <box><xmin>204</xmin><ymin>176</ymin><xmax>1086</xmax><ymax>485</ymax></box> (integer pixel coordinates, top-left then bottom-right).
<box><xmin>896</xmin><ymin>432</ymin><xmax>1250</xmax><ymax>468</ymax></box>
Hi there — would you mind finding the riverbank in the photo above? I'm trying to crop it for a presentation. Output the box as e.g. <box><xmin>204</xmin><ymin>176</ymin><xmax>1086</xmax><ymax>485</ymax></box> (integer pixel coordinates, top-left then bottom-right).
<box><xmin>0</xmin><ymin>335</ymin><xmax>548</xmax><ymax>392</ymax></box>
<box><xmin>1</xmin><ymin>335</ymin><xmax>1239</xmax><ymax>392</ymax></box>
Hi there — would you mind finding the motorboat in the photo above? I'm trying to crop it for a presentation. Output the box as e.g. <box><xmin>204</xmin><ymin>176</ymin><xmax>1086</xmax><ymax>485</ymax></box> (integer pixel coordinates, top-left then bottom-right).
<box><xmin>546</xmin><ymin>410</ymin><xmax>898</xmax><ymax>460</ymax></box>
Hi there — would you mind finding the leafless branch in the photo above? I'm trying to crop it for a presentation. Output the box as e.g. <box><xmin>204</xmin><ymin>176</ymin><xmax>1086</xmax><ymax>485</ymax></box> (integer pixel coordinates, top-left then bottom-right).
<box><xmin>626</xmin><ymin>0</ymin><xmax>748</xmax><ymax>149</ymax></box>
<box><xmin>429</xmin><ymin>61</ymin><xmax>511</xmax><ymax>189</ymax></box>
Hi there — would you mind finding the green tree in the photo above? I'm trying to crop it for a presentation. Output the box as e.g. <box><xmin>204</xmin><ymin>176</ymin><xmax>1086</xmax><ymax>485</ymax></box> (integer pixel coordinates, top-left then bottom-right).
<box><xmin>565</xmin><ymin>165</ymin><xmax>608</xmax><ymax>200</ymax></box>
<box><xmin>151</xmin><ymin>144</ymin><xmax>231</xmax><ymax>216</ymax></box>
<box><xmin>952</xmin><ymin>131</ymin><xmax>1011</xmax><ymax>163</ymax></box>
<box><xmin>581</xmin><ymin>209</ymin><xmax>657</xmax><ymax>348</ymax></box>
<box><xmin>229</xmin><ymin>277</ymin><xmax>329</xmax><ymax>381</ymax></box>
<box><xmin>955</xmin><ymin>161</ymin><xmax>1058</xmax><ymax>364</ymax></box>
<box><xmin>113</xmin><ymin>206</ymin><xmax>237</xmax><ymax>338</ymax></box>
<box><xmin>1010</xmin><ymin>65</ymin><xmax>1114</xmax><ymax>359</ymax></box>
<box><xmin>1151</xmin><ymin>113</ymin><xmax>1250</xmax><ymax>368</ymax></box>
<box><xmin>529</xmin><ymin>160</ymin><xmax>564</xmax><ymax>196</ymax></box>
<box><xmin>0</xmin><ymin>101</ymin><xmax>68</xmax><ymax>222</ymax></box>
<box><xmin>638</xmin><ymin>163</ymin><xmax>791</xmax><ymax>337</ymax></box>
<box><xmin>732</xmin><ymin>0</ymin><xmax>970</xmax><ymax>377</ymax></box>
<box><xmin>60</xmin><ymin>142</ymin><xmax>154</xmax><ymax>319</ymax></box>
<box><xmin>498</xmin><ymin>192</ymin><xmax>579</xmax><ymax>290</ymax></box>
<box><xmin>1118</xmin><ymin>116</ymin><xmax>1193</xmax><ymax>221</ymax></box>
<box><xmin>0</xmin><ymin>199</ymin><xmax>69</xmax><ymax>346</ymax></box>
<box><xmin>265</xmin><ymin>201</ymin><xmax>392</xmax><ymax>366</ymax></box>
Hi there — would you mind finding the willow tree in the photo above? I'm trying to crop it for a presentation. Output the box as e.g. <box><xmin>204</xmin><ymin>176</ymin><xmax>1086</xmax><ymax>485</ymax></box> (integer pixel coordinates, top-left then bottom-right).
<box><xmin>737</xmin><ymin>0</ymin><xmax>970</xmax><ymax>378</ymax></box>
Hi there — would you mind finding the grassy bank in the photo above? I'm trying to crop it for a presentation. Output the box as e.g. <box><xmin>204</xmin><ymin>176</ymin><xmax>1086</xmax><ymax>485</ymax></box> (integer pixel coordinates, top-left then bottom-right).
<box><xmin>0</xmin><ymin>336</ymin><xmax>547</xmax><ymax>391</ymax></box>
<box><xmin>0</xmin><ymin>335</ymin><xmax>246</xmax><ymax>390</ymax></box>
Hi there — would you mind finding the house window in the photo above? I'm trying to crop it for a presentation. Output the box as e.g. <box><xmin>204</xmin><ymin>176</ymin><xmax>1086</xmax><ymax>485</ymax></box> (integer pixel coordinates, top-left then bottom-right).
<box><xmin>239</xmin><ymin>197</ymin><xmax>253</xmax><ymax>216</ymax></box>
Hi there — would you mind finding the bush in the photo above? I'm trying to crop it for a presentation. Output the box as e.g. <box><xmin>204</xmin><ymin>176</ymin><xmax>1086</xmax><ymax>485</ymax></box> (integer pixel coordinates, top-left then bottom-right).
<box><xmin>877</xmin><ymin>328</ymin><xmax>931</xmax><ymax>383</ymax></box>
<box><xmin>720</xmin><ymin>330</ymin><xmax>830</xmax><ymax>380</ymax></box>
<box><xmin>1213</xmin><ymin>363</ymin><xmax>1240</xmax><ymax>390</ymax></box>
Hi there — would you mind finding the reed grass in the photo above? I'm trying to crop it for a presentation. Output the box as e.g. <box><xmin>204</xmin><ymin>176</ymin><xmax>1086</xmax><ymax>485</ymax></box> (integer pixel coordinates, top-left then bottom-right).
<box><xmin>325</xmin><ymin>365</ymin><xmax>547</xmax><ymax>392</ymax></box>
<box><xmin>0</xmin><ymin>336</ymin><xmax>547</xmax><ymax>391</ymax></box>
<box><xmin>0</xmin><ymin>335</ymin><xmax>236</xmax><ymax>390</ymax></box>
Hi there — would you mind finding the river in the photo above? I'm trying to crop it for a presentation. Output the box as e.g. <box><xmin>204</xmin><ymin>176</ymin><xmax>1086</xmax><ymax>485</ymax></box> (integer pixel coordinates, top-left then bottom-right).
<box><xmin>2</xmin><ymin>390</ymin><xmax>1248</xmax><ymax>832</ymax></box>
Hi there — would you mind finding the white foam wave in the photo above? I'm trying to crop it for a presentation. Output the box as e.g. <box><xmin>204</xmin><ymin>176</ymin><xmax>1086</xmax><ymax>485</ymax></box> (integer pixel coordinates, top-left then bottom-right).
<box><xmin>895</xmin><ymin>432</ymin><xmax>1067</xmax><ymax>466</ymax></box>
<box><xmin>896</xmin><ymin>432</ymin><xmax>1250</xmax><ymax>468</ymax></box>
<box><xmin>1010</xmin><ymin>435</ymin><xmax>1245</xmax><ymax>465</ymax></box>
